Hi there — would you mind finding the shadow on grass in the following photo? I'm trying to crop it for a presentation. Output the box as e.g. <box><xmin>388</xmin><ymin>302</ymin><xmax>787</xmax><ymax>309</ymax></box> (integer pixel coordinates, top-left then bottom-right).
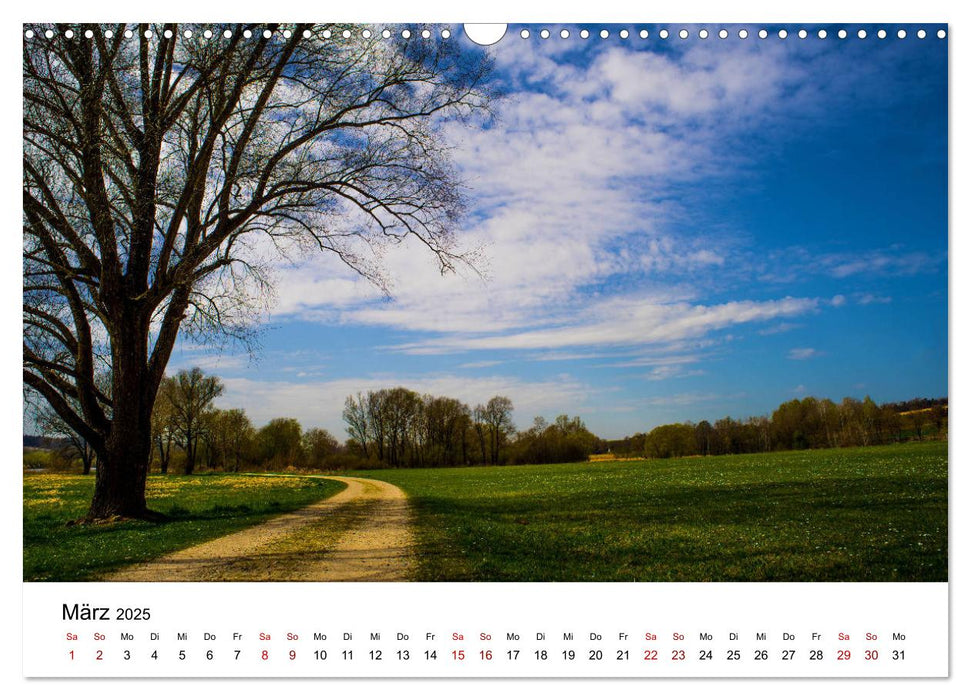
<box><xmin>409</xmin><ymin>475</ymin><xmax>947</xmax><ymax>582</ymax></box>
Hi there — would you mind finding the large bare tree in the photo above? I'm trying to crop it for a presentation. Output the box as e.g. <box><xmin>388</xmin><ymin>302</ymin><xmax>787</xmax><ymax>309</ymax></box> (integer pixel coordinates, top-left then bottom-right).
<box><xmin>23</xmin><ymin>23</ymin><xmax>493</xmax><ymax>519</ymax></box>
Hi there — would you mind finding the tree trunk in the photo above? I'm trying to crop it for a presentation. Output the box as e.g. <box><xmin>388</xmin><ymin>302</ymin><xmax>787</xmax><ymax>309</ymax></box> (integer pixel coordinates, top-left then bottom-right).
<box><xmin>80</xmin><ymin>450</ymin><xmax>92</xmax><ymax>475</ymax></box>
<box><xmin>88</xmin><ymin>428</ymin><xmax>151</xmax><ymax>519</ymax></box>
<box><xmin>86</xmin><ymin>312</ymin><xmax>159</xmax><ymax>520</ymax></box>
<box><xmin>157</xmin><ymin>435</ymin><xmax>170</xmax><ymax>474</ymax></box>
<box><xmin>184</xmin><ymin>430</ymin><xmax>196</xmax><ymax>475</ymax></box>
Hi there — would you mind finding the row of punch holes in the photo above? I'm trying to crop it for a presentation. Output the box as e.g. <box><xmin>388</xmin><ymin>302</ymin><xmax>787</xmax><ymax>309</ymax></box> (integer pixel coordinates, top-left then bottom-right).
<box><xmin>23</xmin><ymin>26</ymin><xmax>948</xmax><ymax>41</ymax></box>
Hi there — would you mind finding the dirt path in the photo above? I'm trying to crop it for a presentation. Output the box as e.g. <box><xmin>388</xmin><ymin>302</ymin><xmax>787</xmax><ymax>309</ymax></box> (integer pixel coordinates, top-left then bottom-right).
<box><xmin>104</xmin><ymin>476</ymin><xmax>415</xmax><ymax>582</ymax></box>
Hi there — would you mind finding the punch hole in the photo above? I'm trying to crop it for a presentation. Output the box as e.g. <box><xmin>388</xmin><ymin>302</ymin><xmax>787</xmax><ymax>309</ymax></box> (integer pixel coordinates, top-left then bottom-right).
<box><xmin>463</xmin><ymin>24</ymin><xmax>507</xmax><ymax>46</ymax></box>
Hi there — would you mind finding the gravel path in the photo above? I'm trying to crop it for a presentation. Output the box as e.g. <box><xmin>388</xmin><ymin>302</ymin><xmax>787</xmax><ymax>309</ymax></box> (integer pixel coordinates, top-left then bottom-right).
<box><xmin>104</xmin><ymin>476</ymin><xmax>415</xmax><ymax>582</ymax></box>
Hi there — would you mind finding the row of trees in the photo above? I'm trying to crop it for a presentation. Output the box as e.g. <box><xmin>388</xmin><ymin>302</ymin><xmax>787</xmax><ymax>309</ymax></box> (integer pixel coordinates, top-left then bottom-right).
<box><xmin>342</xmin><ymin>388</ymin><xmax>606</xmax><ymax>468</ymax></box>
<box><xmin>343</xmin><ymin>389</ymin><xmax>515</xmax><ymax>468</ymax></box>
<box><xmin>150</xmin><ymin>368</ymin><xmax>342</xmax><ymax>473</ymax></box>
<box><xmin>607</xmin><ymin>396</ymin><xmax>948</xmax><ymax>460</ymax></box>
<box><xmin>36</xmin><ymin>366</ymin><xmax>948</xmax><ymax>472</ymax></box>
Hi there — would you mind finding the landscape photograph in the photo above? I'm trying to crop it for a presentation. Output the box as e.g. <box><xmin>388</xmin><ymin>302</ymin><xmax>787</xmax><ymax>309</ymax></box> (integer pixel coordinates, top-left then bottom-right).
<box><xmin>23</xmin><ymin>23</ymin><xmax>947</xmax><ymax>583</ymax></box>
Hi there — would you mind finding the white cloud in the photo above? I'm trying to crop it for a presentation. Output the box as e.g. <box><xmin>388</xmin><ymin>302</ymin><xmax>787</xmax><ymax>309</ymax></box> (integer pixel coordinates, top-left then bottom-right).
<box><xmin>758</xmin><ymin>322</ymin><xmax>801</xmax><ymax>336</ymax></box>
<box><xmin>787</xmin><ymin>347</ymin><xmax>822</xmax><ymax>361</ymax></box>
<box><xmin>822</xmin><ymin>250</ymin><xmax>942</xmax><ymax>279</ymax></box>
<box><xmin>255</xmin><ymin>39</ymin><xmax>817</xmax><ymax>362</ymax></box>
<box><xmin>393</xmin><ymin>296</ymin><xmax>818</xmax><ymax>354</ymax></box>
<box><xmin>644</xmin><ymin>366</ymin><xmax>706</xmax><ymax>382</ymax></box>
<box><xmin>856</xmin><ymin>293</ymin><xmax>893</xmax><ymax>305</ymax></box>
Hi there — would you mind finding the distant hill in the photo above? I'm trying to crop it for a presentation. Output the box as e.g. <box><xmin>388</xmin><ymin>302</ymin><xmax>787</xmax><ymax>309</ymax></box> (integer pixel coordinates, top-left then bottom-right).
<box><xmin>882</xmin><ymin>397</ymin><xmax>948</xmax><ymax>413</ymax></box>
<box><xmin>23</xmin><ymin>434</ymin><xmax>70</xmax><ymax>450</ymax></box>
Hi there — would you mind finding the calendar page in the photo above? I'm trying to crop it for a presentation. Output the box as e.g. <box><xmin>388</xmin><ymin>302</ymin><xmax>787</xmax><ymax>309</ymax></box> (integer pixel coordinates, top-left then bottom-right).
<box><xmin>16</xmin><ymin>3</ymin><xmax>955</xmax><ymax>691</ymax></box>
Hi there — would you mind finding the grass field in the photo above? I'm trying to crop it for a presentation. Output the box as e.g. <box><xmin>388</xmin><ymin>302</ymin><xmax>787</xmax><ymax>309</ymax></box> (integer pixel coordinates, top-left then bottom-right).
<box><xmin>23</xmin><ymin>473</ymin><xmax>345</xmax><ymax>581</ymax></box>
<box><xmin>23</xmin><ymin>442</ymin><xmax>946</xmax><ymax>582</ymax></box>
<box><xmin>358</xmin><ymin>441</ymin><xmax>948</xmax><ymax>582</ymax></box>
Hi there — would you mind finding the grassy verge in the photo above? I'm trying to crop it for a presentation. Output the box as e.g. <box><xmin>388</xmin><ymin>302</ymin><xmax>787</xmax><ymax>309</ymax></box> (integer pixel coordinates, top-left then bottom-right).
<box><xmin>23</xmin><ymin>473</ymin><xmax>346</xmax><ymax>581</ymax></box>
<box><xmin>358</xmin><ymin>442</ymin><xmax>947</xmax><ymax>582</ymax></box>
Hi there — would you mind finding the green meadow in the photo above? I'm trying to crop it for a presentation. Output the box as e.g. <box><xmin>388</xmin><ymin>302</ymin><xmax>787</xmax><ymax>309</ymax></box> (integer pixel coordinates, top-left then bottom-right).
<box><xmin>360</xmin><ymin>441</ymin><xmax>947</xmax><ymax>582</ymax></box>
<box><xmin>23</xmin><ymin>442</ymin><xmax>946</xmax><ymax>582</ymax></box>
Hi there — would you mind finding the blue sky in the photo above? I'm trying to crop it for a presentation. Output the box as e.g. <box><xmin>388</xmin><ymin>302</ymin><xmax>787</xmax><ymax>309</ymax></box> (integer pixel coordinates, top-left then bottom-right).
<box><xmin>170</xmin><ymin>25</ymin><xmax>948</xmax><ymax>440</ymax></box>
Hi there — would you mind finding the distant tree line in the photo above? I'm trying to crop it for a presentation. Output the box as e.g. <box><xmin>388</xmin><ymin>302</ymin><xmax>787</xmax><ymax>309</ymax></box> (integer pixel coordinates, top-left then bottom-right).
<box><xmin>881</xmin><ymin>397</ymin><xmax>948</xmax><ymax>413</ymax></box>
<box><xmin>607</xmin><ymin>395</ymin><xmax>948</xmax><ymax>459</ymax></box>
<box><xmin>147</xmin><ymin>368</ymin><xmax>344</xmax><ymax>474</ymax></box>
<box><xmin>30</xmin><ymin>365</ymin><xmax>947</xmax><ymax>473</ymax></box>
<box><xmin>342</xmin><ymin>389</ymin><xmax>606</xmax><ymax>468</ymax></box>
<box><xmin>343</xmin><ymin>389</ymin><xmax>515</xmax><ymax>468</ymax></box>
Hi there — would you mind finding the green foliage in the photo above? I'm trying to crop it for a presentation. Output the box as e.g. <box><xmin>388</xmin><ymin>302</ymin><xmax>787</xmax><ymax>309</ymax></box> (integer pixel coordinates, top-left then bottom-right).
<box><xmin>643</xmin><ymin>422</ymin><xmax>696</xmax><ymax>459</ymax></box>
<box><xmin>361</xmin><ymin>442</ymin><xmax>947</xmax><ymax>582</ymax></box>
<box><xmin>508</xmin><ymin>415</ymin><xmax>600</xmax><ymax>464</ymax></box>
<box><xmin>608</xmin><ymin>395</ymin><xmax>945</xmax><ymax>459</ymax></box>
<box><xmin>23</xmin><ymin>448</ymin><xmax>52</xmax><ymax>470</ymax></box>
<box><xmin>256</xmin><ymin>418</ymin><xmax>304</xmax><ymax>469</ymax></box>
<box><xmin>23</xmin><ymin>474</ymin><xmax>345</xmax><ymax>581</ymax></box>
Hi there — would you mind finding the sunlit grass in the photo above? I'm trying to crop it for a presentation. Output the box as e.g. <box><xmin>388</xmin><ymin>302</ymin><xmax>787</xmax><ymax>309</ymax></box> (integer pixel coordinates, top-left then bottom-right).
<box><xmin>23</xmin><ymin>473</ymin><xmax>345</xmax><ymax>581</ymax></box>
